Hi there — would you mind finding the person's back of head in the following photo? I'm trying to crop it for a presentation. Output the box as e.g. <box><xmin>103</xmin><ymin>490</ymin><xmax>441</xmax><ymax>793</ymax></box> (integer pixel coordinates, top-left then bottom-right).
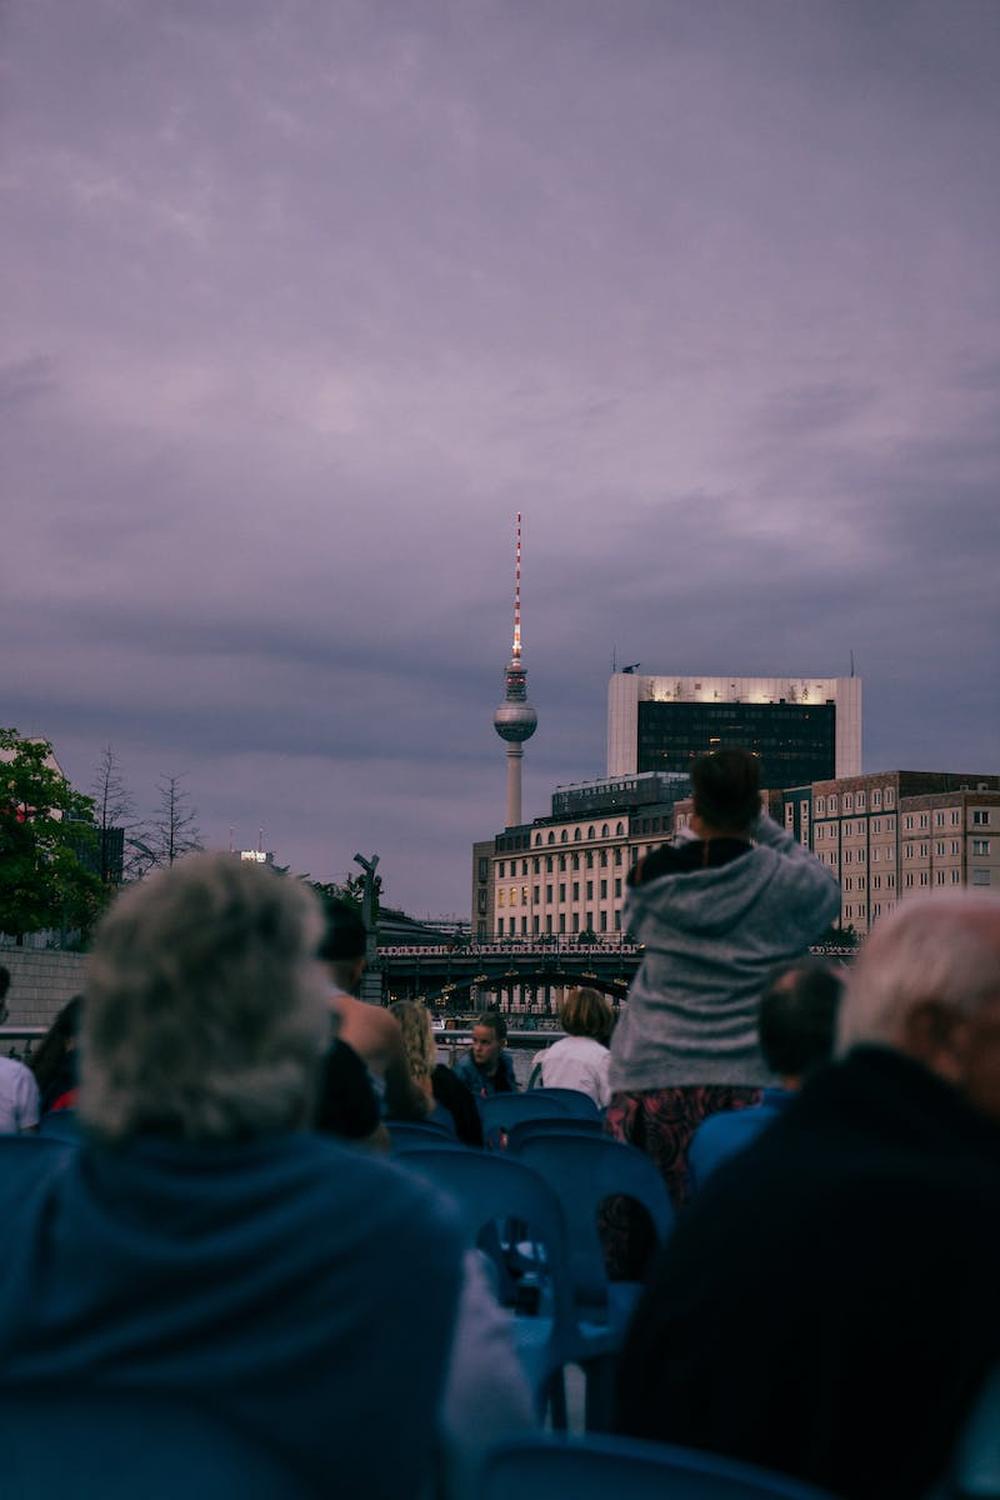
<box><xmin>389</xmin><ymin>1000</ymin><xmax>436</xmax><ymax>1085</ymax></box>
<box><xmin>318</xmin><ymin>897</ymin><xmax>367</xmax><ymax>994</ymax></box>
<box><xmin>559</xmin><ymin>986</ymin><xmax>614</xmax><ymax>1045</ymax></box>
<box><xmin>30</xmin><ymin>994</ymin><xmax>83</xmax><ymax>1100</ymax></box>
<box><xmin>690</xmin><ymin>748</ymin><xmax>762</xmax><ymax>838</ymax></box>
<box><xmin>80</xmin><ymin>853</ymin><xmax>329</xmax><ymax>1143</ymax></box>
<box><xmin>838</xmin><ymin>891</ymin><xmax>1000</xmax><ymax>1122</ymax></box>
<box><xmin>758</xmin><ymin>961</ymin><xmax>842</xmax><ymax>1085</ymax></box>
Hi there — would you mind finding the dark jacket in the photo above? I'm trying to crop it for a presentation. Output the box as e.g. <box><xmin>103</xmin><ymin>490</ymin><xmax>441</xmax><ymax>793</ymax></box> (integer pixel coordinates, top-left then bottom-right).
<box><xmin>454</xmin><ymin>1049</ymin><xmax>518</xmax><ymax>1099</ymax></box>
<box><xmin>432</xmin><ymin>1064</ymin><xmax>484</xmax><ymax>1146</ymax></box>
<box><xmin>616</xmin><ymin>1046</ymin><xmax>1000</xmax><ymax>1500</ymax></box>
<box><xmin>0</xmin><ymin>1131</ymin><xmax>463</xmax><ymax>1499</ymax></box>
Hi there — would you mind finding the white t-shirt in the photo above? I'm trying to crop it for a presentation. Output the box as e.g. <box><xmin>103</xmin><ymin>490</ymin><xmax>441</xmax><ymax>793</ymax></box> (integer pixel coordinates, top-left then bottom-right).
<box><xmin>0</xmin><ymin>1057</ymin><xmax>41</xmax><ymax>1132</ymax></box>
<box><xmin>538</xmin><ymin>1035</ymin><xmax>611</xmax><ymax>1108</ymax></box>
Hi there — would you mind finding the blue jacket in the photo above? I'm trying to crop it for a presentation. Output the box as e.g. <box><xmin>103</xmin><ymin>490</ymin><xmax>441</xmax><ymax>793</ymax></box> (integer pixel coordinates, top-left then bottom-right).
<box><xmin>686</xmin><ymin>1088</ymin><xmax>794</xmax><ymax>1195</ymax></box>
<box><xmin>454</xmin><ymin>1049</ymin><xmax>518</xmax><ymax>1099</ymax></box>
<box><xmin>0</xmin><ymin>1130</ymin><xmax>463</xmax><ymax>1498</ymax></box>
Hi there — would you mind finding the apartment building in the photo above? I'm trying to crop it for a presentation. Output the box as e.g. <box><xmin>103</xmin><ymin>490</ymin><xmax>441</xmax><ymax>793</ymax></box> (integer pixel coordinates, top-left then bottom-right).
<box><xmin>472</xmin><ymin>772</ymin><xmax>688</xmax><ymax>940</ymax></box>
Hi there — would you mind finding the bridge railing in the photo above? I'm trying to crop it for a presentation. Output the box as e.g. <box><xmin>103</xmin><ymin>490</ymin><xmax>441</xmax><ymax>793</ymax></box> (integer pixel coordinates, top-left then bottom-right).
<box><xmin>378</xmin><ymin>940</ymin><xmax>642</xmax><ymax>958</ymax></box>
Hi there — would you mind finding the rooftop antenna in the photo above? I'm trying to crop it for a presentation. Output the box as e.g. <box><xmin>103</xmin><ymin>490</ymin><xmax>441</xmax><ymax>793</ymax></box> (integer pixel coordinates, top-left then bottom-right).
<box><xmin>850</xmin><ymin>650</ymin><xmax>855</xmax><ymax>679</ymax></box>
<box><xmin>258</xmin><ymin>826</ymin><xmax>264</xmax><ymax>852</ymax></box>
<box><xmin>612</xmin><ymin>644</ymin><xmax>617</xmax><ymax>674</ymax></box>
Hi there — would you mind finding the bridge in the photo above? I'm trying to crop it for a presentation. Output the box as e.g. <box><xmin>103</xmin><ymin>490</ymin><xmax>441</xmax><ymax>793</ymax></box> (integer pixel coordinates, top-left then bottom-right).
<box><xmin>373</xmin><ymin>938</ymin><xmax>857</xmax><ymax>1016</ymax></box>
<box><xmin>374</xmin><ymin>937</ymin><xmax>641</xmax><ymax>1013</ymax></box>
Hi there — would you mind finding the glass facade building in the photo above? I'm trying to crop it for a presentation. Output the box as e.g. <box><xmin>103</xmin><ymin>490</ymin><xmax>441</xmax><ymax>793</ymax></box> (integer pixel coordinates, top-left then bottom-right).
<box><xmin>636</xmin><ymin>700</ymin><xmax>837</xmax><ymax>789</ymax></box>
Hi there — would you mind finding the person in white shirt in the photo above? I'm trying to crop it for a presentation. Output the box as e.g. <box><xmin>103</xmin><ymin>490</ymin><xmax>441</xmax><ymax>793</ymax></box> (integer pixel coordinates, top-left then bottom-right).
<box><xmin>0</xmin><ymin>966</ymin><xmax>41</xmax><ymax>1133</ymax></box>
<box><xmin>537</xmin><ymin>986</ymin><xmax>614</xmax><ymax>1108</ymax></box>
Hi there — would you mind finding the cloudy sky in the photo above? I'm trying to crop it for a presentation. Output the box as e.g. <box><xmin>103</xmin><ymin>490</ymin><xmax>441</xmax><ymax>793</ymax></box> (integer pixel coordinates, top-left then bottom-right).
<box><xmin>3</xmin><ymin>0</ymin><xmax>998</xmax><ymax>916</ymax></box>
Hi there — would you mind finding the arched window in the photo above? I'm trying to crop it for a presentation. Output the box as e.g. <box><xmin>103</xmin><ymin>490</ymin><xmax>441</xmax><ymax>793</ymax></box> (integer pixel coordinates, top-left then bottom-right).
<box><xmin>587</xmin><ymin>826</ymin><xmax>595</xmax><ymax>840</ymax></box>
<box><xmin>534</xmin><ymin>832</ymin><xmax>542</xmax><ymax>846</ymax></box>
<box><xmin>560</xmin><ymin>830</ymin><xmax>568</xmax><ymax>844</ymax></box>
<box><xmin>616</xmin><ymin>822</ymin><xmax>624</xmax><ymax>836</ymax></box>
<box><xmin>601</xmin><ymin>824</ymin><xmax>609</xmax><ymax>838</ymax></box>
<box><xmin>547</xmin><ymin>832</ymin><xmax>555</xmax><ymax>845</ymax></box>
<box><xmin>573</xmin><ymin>828</ymin><xmax>581</xmax><ymax>842</ymax></box>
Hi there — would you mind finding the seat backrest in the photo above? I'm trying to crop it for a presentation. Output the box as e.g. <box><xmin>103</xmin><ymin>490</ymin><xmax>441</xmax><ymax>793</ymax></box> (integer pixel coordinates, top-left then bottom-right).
<box><xmin>480</xmin><ymin>1091</ymin><xmax>573</xmax><ymax>1145</ymax></box>
<box><xmin>507</xmin><ymin>1117</ymin><xmax>604</xmax><ymax>1152</ymax></box>
<box><xmin>515</xmin><ymin>1134</ymin><xmax>674</xmax><ymax>1308</ymax></box>
<box><xmin>0</xmin><ymin>1390</ymin><xmax>309</xmax><ymax>1500</ymax></box>
<box><xmin>527</xmin><ymin>1087</ymin><xmax>602</xmax><ymax>1120</ymax></box>
<box><xmin>37</xmin><ymin>1109</ymin><xmax>82</xmax><ymax>1143</ymax></box>
<box><xmin>400</xmin><ymin>1147</ymin><xmax>574</xmax><ymax>1333</ymax></box>
<box><xmin>389</xmin><ymin>1121</ymin><xmax>467</xmax><ymax>1152</ymax></box>
<box><xmin>482</xmin><ymin>1435</ymin><xmax>838</xmax><ymax>1500</ymax></box>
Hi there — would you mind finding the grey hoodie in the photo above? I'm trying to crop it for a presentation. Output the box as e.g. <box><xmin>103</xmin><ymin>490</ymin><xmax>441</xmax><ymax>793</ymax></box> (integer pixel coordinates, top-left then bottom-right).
<box><xmin>608</xmin><ymin>814</ymin><xmax>841</xmax><ymax>1092</ymax></box>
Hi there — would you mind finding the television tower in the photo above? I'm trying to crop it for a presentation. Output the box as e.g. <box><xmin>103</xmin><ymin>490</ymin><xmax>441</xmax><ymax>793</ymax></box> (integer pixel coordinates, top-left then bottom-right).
<box><xmin>493</xmin><ymin>512</ymin><xmax>537</xmax><ymax>828</ymax></box>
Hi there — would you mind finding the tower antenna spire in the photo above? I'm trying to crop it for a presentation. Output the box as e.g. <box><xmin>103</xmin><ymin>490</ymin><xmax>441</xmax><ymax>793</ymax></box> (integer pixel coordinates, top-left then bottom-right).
<box><xmin>513</xmin><ymin>511</ymin><xmax>522</xmax><ymax>660</ymax></box>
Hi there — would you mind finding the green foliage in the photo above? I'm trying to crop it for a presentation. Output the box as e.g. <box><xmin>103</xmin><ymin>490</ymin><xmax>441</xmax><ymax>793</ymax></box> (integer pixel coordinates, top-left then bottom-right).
<box><xmin>0</xmin><ymin>728</ymin><xmax>105</xmax><ymax>940</ymax></box>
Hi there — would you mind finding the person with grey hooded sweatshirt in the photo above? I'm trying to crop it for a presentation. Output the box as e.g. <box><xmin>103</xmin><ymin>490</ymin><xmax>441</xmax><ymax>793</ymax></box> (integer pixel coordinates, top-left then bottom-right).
<box><xmin>606</xmin><ymin>748</ymin><xmax>841</xmax><ymax>1205</ymax></box>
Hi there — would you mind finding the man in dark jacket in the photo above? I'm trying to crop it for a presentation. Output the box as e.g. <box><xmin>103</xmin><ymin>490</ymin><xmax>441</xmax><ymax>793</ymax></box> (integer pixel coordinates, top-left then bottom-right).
<box><xmin>616</xmin><ymin>891</ymin><xmax>1000</xmax><ymax>1500</ymax></box>
<box><xmin>455</xmin><ymin>1010</ymin><xmax>519</xmax><ymax>1098</ymax></box>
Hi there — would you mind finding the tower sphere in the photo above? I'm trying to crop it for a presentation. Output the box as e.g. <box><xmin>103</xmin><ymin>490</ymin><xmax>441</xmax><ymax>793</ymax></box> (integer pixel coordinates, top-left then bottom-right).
<box><xmin>494</xmin><ymin>700</ymin><xmax>538</xmax><ymax>742</ymax></box>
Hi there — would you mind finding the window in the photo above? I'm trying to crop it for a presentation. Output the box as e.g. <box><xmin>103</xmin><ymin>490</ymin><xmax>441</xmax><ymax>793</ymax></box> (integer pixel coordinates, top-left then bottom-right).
<box><xmin>497</xmin><ymin>917</ymin><xmax>504</xmax><ymax>935</ymax></box>
<box><xmin>508</xmin><ymin>887</ymin><xmax>517</xmax><ymax>907</ymax></box>
<box><xmin>857</xmin><ymin>792</ymin><xmax>866</xmax><ymax>811</ymax></box>
<box><xmin>600</xmin><ymin>910</ymin><xmax>608</xmax><ymax>931</ymax></box>
<box><xmin>936</xmin><ymin>870</ymin><xmax>946</xmax><ymax>885</ymax></box>
<box><xmin>571</xmin><ymin>853</ymin><xmax>579</xmax><ymax>871</ymax></box>
<box><xmin>586</xmin><ymin>881</ymin><xmax>594</xmax><ymax>900</ymax></box>
<box><xmin>873</xmin><ymin>819</ymin><xmax>881</xmax><ymax>834</ymax></box>
<box><xmin>546</xmin><ymin>856</ymin><xmax>553</xmax><ymax>873</ymax></box>
<box><xmin>904</xmin><ymin>816</ymin><xmax>914</xmax><ymax>831</ymax></box>
<box><xmin>532</xmin><ymin>857</ymin><xmax>540</xmax><ymax>874</ymax></box>
<box><xmin>614</xmin><ymin>910</ymin><xmax>621</xmax><ymax>931</ymax></box>
<box><xmin>951</xmin><ymin>869</ymin><xmax>961</xmax><ymax>884</ymax></box>
<box><xmin>572</xmin><ymin>912</ymin><xmax>580</xmax><ymax>933</ymax></box>
<box><xmin>872</xmin><ymin>848</ymin><xmax>879</xmax><ymax>862</ymax></box>
<box><xmin>872</xmin><ymin>790</ymin><xmax>882</xmax><ymax>809</ymax></box>
<box><xmin>497</xmin><ymin>888</ymin><xmax>506</xmax><ymax>907</ymax></box>
<box><xmin>498</xmin><ymin>860</ymin><xmax>505</xmax><ymax>878</ymax></box>
<box><xmin>522</xmin><ymin>860</ymin><xmax>528</xmax><ymax>876</ymax></box>
<box><xmin>973</xmin><ymin>839</ymin><xmax>991</xmax><ymax>855</ymax></box>
<box><xmin>533</xmin><ymin>915</ymin><xmax>540</xmax><ymax>934</ymax></box>
<box><xmin>614</xmin><ymin>878</ymin><xmax>622</xmax><ymax>898</ymax></box>
<box><xmin>534</xmin><ymin>833</ymin><xmax>542</xmax><ymax>846</ymax></box>
<box><xmin>973</xmin><ymin>870</ymin><xmax>992</xmax><ymax>886</ymax></box>
<box><xmin>828</xmin><ymin>796</ymin><xmax>838</xmax><ymax>814</ymax></box>
<box><xmin>587</xmin><ymin>826</ymin><xmax>595</xmax><ymax>840</ymax></box>
<box><xmin>600</xmin><ymin>850</ymin><xmax>608</xmax><ymax>867</ymax></box>
<box><xmin>547</xmin><ymin>832</ymin><xmax>555</xmax><ymax>845</ymax></box>
<box><xmin>845</xmin><ymin>877</ymin><xmax>853</xmax><ymax>892</ymax></box>
<box><xmin>521</xmin><ymin>916</ymin><xmax>528</xmax><ymax>934</ymax></box>
<box><xmin>545</xmin><ymin>915</ymin><xmax>552</xmax><ymax>934</ymax></box>
<box><xmin>952</xmin><ymin>841</ymin><xmax>961</xmax><ymax>855</ymax></box>
<box><xmin>586</xmin><ymin>852</ymin><xmax>594</xmax><ymax>869</ymax></box>
<box><xmin>561</xmin><ymin>830</ymin><xmax>569</xmax><ymax>843</ymax></box>
<box><xmin>886</xmin><ymin>816</ymin><xmax>895</xmax><ymax>832</ymax></box>
<box><xmin>887</xmin><ymin>874</ymin><xmax>895</xmax><ymax>888</ymax></box>
<box><xmin>919</xmin><ymin>814</ymin><xmax>929</xmax><ymax>830</ymax></box>
<box><xmin>600</xmin><ymin>880</ymin><xmax>607</xmax><ymax>899</ymax></box>
<box><xmin>844</xmin><ymin>849</ymin><xmax>853</xmax><ymax>864</ymax></box>
<box><xmin>558</xmin><ymin>883</ymin><xmax>566</xmax><ymax>902</ymax></box>
<box><xmin>920</xmin><ymin>843</ymin><xmax>929</xmax><ymax>857</ymax></box>
<box><xmin>601</xmin><ymin>824</ymin><xmax>609</xmax><ymax>838</ymax></box>
<box><xmin>815</xmin><ymin>797</ymin><xmax>825</xmax><ymax>815</ymax></box>
<box><xmin>973</xmin><ymin>810</ymin><xmax>991</xmax><ymax>826</ymax></box>
<box><xmin>573</xmin><ymin>828</ymin><xmax>581</xmax><ymax>842</ymax></box>
<box><xmin>919</xmin><ymin>872</ymin><xmax>929</xmax><ymax>886</ymax></box>
<box><xmin>614</xmin><ymin>849</ymin><xmax>622</xmax><ymax>866</ymax></box>
<box><xmin>545</xmin><ymin>884</ymin><xmax>552</xmax><ymax>902</ymax></box>
<box><xmin>885</xmin><ymin>789</ymin><xmax>895</xmax><ymax>809</ymax></box>
<box><xmin>935</xmin><ymin>842</ymin><xmax>945</xmax><ymax>857</ymax></box>
<box><xmin>935</xmin><ymin>812</ymin><xmax>945</xmax><ymax>827</ymax></box>
<box><xmin>521</xmin><ymin>885</ymin><xmax>528</xmax><ymax>905</ymax></box>
<box><xmin>905</xmin><ymin>873</ymin><xmax>914</xmax><ymax>888</ymax></box>
<box><xmin>572</xmin><ymin>882</ymin><xmax>580</xmax><ymax>901</ymax></box>
<box><xmin>844</xmin><ymin>794</ymin><xmax>853</xmax><ymax>812</ymax></box>
<box><xmin>559</xmin><ymin>914</ymin><xmax>566</xmax><ymax>933</ymax></box>
<box><xmin>873</xmin><ymin>875</ymin><xmax>881</xmax><ymax>889</ymax></box>
<box><xmin>616</xmin><ymin>822</ymin><xmax>625</xmax><ymax>836</ymax></box>
<box><xmin>904</xmin><ymin>845</ymin><xmax>912</xmax><ymax>859</ymax></box>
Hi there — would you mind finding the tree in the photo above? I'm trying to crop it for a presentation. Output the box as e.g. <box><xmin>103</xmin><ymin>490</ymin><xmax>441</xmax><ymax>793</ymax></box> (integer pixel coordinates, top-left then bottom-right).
<box><xmin>145</xmin><ymin>774</ymin><xmax>202</xmax><ymax>868</ymax></box>
<box><xmin>91</xmin><ymin>744</ymin><xmax>146</xmax><ymax>884</ymax></box>
<box><xmin>0</xmin><ymin>728</ymin><xmax>104</xmax><ymax>942</ymax></box>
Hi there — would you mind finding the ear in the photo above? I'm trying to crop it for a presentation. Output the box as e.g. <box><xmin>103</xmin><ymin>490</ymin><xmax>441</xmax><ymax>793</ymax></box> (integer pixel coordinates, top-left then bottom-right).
<box><xmin>900</xmin><ymin>1000</ymin><xmax>967</xmax><ymax>1082</ymax></box>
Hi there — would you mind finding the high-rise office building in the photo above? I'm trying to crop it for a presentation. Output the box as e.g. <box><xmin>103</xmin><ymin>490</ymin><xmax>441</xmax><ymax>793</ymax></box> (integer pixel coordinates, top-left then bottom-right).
<box><xmin>607</xmin><ymin>672</ymin><xmax>862</xmax><ymax>790</ymax></box>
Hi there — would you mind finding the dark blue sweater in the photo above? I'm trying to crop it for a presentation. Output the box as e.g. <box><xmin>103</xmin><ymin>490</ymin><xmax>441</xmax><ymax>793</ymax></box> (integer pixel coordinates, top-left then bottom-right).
<box><xmin>0</xmin><ymin>1130</ymin><xmax>463</xmax><ymax>1497</ymax></box>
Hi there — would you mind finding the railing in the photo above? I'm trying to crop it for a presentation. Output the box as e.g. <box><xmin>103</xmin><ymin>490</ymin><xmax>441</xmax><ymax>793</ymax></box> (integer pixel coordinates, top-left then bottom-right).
<box><xmin>379</xmin><ymin>939</ymin><xmax>642</xmax><ymax>958</ymax></box>
<box><xmin>0</xmin><ymin>1026</ymin><xmax>45</xmax><ymax>1060</ymax></box>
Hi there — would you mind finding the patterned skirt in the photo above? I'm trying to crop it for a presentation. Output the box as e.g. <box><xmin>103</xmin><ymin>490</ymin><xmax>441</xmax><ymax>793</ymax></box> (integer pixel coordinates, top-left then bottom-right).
<box><xmin>600</xmin><ymin>1084</ymin><xmax>762</xmax><ymax>1279</ymax></box>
